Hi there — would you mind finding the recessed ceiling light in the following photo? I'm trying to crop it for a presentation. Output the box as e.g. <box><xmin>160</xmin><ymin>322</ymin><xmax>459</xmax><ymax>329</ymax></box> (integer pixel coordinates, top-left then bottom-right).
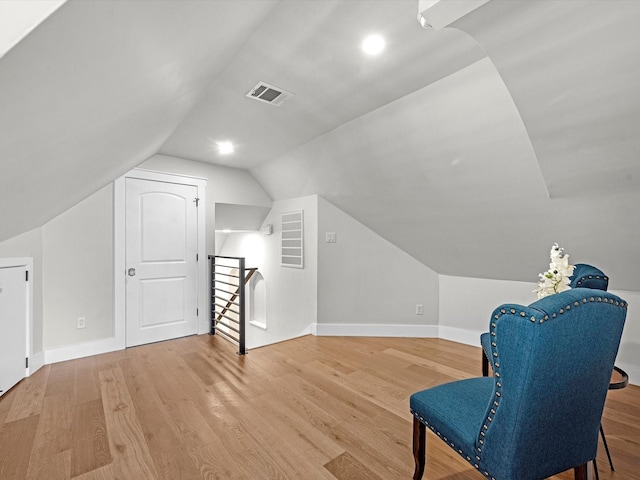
<box><xmin>362</xmin><ymin>34</ymin><xmax>385</xmax><ymax>55</ymax></box>
<box><xmin>217</xmin><ymin>141</ymin><xmax>234</xmax><ymax>155</ymax></box>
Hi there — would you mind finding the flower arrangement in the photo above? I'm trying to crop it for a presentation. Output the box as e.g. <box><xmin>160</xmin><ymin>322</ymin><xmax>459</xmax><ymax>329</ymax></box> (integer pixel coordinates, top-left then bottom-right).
<box><xmin>534</xmin><ymin>243</ymin><xmax>575</xmax><ymax>299</ymax></box>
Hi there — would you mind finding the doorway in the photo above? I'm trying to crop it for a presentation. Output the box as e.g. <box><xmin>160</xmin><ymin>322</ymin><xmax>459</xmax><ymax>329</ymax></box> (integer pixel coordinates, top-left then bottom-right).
<box><xmin>0</xmin><ymin>258</ymin><xmax>32</xmax><ymax>396</ymax></box>
<box><xmin>114</xmin><ymin>169</ymin><xmax>207</xmax><ymax>349</ymax></box>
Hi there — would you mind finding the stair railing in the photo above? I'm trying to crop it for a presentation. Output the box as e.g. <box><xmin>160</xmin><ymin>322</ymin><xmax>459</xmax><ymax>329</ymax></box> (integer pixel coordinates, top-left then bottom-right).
<box><xmin>209</xmin><ymin>255</ymin><xmax>256</xmax><ymax>355</ymax></box>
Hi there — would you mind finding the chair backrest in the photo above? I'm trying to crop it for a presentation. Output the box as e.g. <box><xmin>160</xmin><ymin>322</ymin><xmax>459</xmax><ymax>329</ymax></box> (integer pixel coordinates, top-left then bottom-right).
<box><xmin>479</xmin><ymin>288</ymin><xmax>627</xmax><ymax>479</ymax></box>
<box><xmin>570</xmin><ymin>263</ymin><xmax>609</xmax><ymax>291</ymax></box>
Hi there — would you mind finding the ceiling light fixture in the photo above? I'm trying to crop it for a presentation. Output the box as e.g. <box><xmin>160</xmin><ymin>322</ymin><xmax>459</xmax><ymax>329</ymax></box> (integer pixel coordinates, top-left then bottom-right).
<box><xmin>362</xmin><ymin>34</ymin><xmax>385</xmax><ymax>55</ymax></box>
<box><xmin>217</xmin><ymin>141</ymin><xmax>234</xmax><ymax>155</ymax></box>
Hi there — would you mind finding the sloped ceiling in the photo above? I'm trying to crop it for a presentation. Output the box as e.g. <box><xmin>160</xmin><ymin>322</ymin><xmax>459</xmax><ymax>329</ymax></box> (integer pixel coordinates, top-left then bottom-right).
<box><xmin>0</xmin><ymin>0</ymin><xmax>278</xmax><ymax>241</ymax></box>
<box><xmin>0</xmin><ymin>0</ymin><xmax>65</xmax><ymax>60</ymax></box>
<box><xmin>249</xmin><ymin>0</ymin><xmax>640</xmax><ymax>291</ymax></box>
<box><xmin>2</xmin><ymin>0</ymin><xmax>639</xmax><ymax>291</ymax></box>
<box><xmin>453</xmin><ymin>0</ymin><xmax>640</xmax><ymax>199</ymax></box>
<box><xmin>159</xmin><ymin>0</ymin><xmax>485</xmax><ymax>169</ymax></box>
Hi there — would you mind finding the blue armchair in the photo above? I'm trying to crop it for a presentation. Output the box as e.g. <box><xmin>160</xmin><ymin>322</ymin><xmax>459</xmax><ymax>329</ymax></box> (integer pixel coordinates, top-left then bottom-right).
<box><xmin>570</xmin><ymin>263</ymin><xmax>609</xmax><ymax>290</ymax></box>
<box><xmin>410</xmin><ymin>288</ymin><xmax>627</xmax><ymax>480</ymax></box>
<box><xmin>481</xmin><ymin>264</ymin><xmax>609</xmax><ymax>376</ymax></box>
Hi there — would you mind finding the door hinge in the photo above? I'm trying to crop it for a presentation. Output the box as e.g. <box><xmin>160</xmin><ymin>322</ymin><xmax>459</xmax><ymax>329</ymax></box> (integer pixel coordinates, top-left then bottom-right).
<box><xmin>197</xmin><ymin>308</ymin><xmax>199</xmax><ymax>316</ymax></box>
<box><xmin>194</xmin><ymin>197</ymin><xmax>200</xmax><ymax>207</ymax></box>
<box><xmin>25</xmin><ymin>271</ymin><xmax>29</xmax><ymax>281</ymax></box>
<box><xmin>196</xmin><ymin>254</ymin><xmax>199</xmax><ymax>261</ymax></box>
<box><xmin>26</xmin><ymin>357</ymin><xmax>29</xmax><ymax>368</ymax></box>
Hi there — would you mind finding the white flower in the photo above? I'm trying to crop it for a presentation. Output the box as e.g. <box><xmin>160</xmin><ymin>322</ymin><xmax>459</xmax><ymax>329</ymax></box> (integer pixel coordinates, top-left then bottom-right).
<box><xmin>534</xmin><ymin>243</ymin><xmax>575</xmax><ymax>299</ymax></box>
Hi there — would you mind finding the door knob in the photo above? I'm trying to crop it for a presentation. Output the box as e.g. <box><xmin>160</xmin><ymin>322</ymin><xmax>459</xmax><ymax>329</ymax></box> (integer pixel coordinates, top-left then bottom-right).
<box><xmin>128</xmin><ymin>268</ymin><xmax>136</xmax><ymax>277</ymax></box>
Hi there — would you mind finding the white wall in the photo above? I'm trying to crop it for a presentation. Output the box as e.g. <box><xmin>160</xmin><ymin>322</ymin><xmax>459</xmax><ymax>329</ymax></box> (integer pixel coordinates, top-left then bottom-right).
<box><xmin>139</xmin><ymin>154</ymin><xmax>272</xmax><ymax>256</ymax></box>
<box><xmin>0</xmin><ymin>154</ymin><xmax>272</xmax><ymax>364</ymax></box>
<box><xmin>43</xmin><ymin>184</ymin><xmax>114</xmax><ymax>349</ymax></box>
<box><xmin>608</xmin><ymin>289</ymin><xmax>640</xmax><ymax>387</ymax></box>
<box><xmin>0</xmin><ymin>227</ymin><xmax>43</xmax><ymax>357</ymax></box>
<box><xmin>440</xmin><ymin>274</ymin><xmax>640</xmax><ymax>385</ymax></box>
<box><xmin>218</xmin><ymin>195</ymin><xmax>318</xmax><ymax>349</ymax></box>
<box><xmin>315</xmin><ymin>197</ymin><xmax>439</xmax><ymax>337</ymax></box>
<box><xmin>439</xmin><ymin>275</ymin><xmax>536</xmax><ymax>345</ymax></box>
<box><xmin>218</xmin><ymin>194</ymin><xmax>442</xmax><ymax>347</ymax></box>
<box><xmin>4</xmin><ymin>148</ymin><xmax>637</xmax><ymax>387</ymax></box>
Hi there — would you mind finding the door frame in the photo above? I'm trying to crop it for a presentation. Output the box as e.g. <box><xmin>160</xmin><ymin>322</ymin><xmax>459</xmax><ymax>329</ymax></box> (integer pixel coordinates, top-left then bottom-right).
<box><xmin>0</xmin><ymin>257</ymin><xmax>33</xmax><ymax>376</ymax></box>
<box><xmin>114</xmin><ymin>168</ymin><xmax>207</xmax><ymax>350</ymax></box>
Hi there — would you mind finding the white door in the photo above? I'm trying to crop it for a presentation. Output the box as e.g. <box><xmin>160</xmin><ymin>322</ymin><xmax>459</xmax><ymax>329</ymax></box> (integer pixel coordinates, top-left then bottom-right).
<box><xmin>0</xmin><ymin>266</ymin><xmax>27</xmax><ymax>397</ymax></box>
<box><xmin>125</xmin><ymin>178</ymin><xmax>199</xmax><ymax>347</ymax></box>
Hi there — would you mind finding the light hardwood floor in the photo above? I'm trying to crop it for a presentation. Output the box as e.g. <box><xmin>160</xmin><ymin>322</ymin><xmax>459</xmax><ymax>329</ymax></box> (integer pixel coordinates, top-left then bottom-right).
<box><xmin>0</xmin><ymin>334</ymin><xmax>638</xmax><ymax>479</ymax></box>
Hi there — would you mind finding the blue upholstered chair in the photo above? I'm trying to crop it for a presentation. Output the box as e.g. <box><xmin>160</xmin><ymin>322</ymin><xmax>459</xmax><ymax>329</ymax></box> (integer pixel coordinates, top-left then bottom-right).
<box><xmin>410</xmin><ymin>288</ymin><xmax>627</xmax><ymax>480</ymax></box>
<box><xmin>480</xmin><ymin>264</ymin><xmax>617</xmax><ymax>476</ymax></box>
<box><xmin>481</xmin><ymin>264</ymin><xmax>609</xmax><ymax>375</ymax></box>
<box><xmin>569</xmin><ymin>263</ymin><xmax>609</xmax><ymax>291</ymax></box>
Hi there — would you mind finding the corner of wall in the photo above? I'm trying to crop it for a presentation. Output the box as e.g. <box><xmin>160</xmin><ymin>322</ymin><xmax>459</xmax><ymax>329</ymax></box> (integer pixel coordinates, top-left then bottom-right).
<box><xmin>316</xmin><ymin>196</ymin><xmax>439</xmax><ymax>328</ymax></box>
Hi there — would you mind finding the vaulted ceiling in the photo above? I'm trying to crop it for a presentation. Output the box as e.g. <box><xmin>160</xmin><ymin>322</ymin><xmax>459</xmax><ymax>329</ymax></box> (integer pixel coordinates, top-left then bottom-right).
<box><xmin>1</xmin><ymin>0</ymin><xmax>639</xmax><ymax>290</ymax></box>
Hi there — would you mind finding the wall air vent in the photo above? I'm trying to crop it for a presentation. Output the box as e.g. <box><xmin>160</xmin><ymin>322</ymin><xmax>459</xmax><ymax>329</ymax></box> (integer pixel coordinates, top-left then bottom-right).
<box><xmin>246</xmin><ymin>82</ymin><xmax>294</xmax><ymax>107</ymax></box>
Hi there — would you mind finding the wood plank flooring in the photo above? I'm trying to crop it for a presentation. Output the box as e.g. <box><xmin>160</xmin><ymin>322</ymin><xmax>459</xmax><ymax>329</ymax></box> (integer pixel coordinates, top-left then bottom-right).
<box><xmin>0</xmin><ymin>334</ymin><xmax>638</xmax><ymax>479</ymax></box>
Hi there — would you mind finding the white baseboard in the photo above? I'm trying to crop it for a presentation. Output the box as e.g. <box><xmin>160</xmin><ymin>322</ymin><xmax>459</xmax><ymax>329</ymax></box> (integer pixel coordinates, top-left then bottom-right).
<box><xmin>29</xmin><ymin>350</ymin><xmax>45</xmax><ymax>375</ymax></box>
<box><xmin>246</xmin><ymin>326</ymin><xmax>312</xmax><ymax>350</ymax></box>
<box><xmin>312</xmin><ymin>323</ymin><xmax>439</xmax><ymax>338</ymax></box>
<box><xmin>312</xmin><ymin>323</ymin><xmax>479</xmax><ymax>344</ymax></box>
<box><xmin>44</xmin><ymin>336</ymin><xmax>120</xmax><ymax>365</ymax></box>
<box><xmin>438</xmin><ymin>326</ymin><xmax>486</xmax><ymax>347</ymax></box>
<box><xmin>297</xmin><ymin>324</ymin><xmax>312</xmax><ymax>337</ymax></box>
<box><xmin>36</xmin><ymin>326</ymin><xmax>639</xmax><ymax>388</ymax></box>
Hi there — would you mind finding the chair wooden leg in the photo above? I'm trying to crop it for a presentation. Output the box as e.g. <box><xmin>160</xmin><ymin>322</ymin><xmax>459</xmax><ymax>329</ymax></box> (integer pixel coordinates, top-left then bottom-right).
<box><xmin>413</xmin><ymin>417</ymin><xmax>426</xmax><ymax>480</ymax></box>
<box><xmin>574</xmin><ymin>463</ymin><xmax>588</xmax><ymax>480</ymax></box>
<box><xmin>482</xmin><ymin>352</ymin><xmax>489</xmax><ymax>377</ymax></box>
<box><xmin>575</xmin><ymin>462</ymin><xmax>595</xmax><ymax>480</ymax></box>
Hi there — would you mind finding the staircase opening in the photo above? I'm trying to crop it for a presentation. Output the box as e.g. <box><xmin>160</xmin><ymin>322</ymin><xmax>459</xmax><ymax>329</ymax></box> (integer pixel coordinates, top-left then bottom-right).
<box><xmin>209</xmin><ymin>255</ymin><xmax>257</xmax><ymax>355</ymax></box>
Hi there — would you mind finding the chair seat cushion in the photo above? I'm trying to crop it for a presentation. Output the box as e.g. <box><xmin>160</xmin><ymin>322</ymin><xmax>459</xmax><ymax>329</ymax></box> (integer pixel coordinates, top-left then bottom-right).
<box><xmin>410</xmin><ymin>377</ymin><xmax>493</xmax><ymax>454</ymax></box>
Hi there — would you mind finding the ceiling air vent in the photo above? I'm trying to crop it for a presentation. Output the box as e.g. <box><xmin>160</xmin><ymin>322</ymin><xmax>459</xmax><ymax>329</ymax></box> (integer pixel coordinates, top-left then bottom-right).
<box><xmin>246</xmin><ymin>82</ymin><xmax>294</xmax><ymax>107</ymax></box>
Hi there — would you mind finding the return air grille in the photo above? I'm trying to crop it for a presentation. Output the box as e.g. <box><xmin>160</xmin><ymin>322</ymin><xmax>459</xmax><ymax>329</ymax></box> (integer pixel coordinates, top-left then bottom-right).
<box><xmin>246</xmin><ymin>82</ymin><xmax>294</xmax><ymax>107</ymax></box>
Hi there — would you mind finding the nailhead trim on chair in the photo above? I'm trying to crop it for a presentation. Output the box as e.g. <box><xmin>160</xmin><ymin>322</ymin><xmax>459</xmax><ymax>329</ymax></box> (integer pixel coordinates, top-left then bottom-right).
<box><xmin>575</xmin><ymin>275</ymin><xmax>608</xmax><ymax>287</ymax></box>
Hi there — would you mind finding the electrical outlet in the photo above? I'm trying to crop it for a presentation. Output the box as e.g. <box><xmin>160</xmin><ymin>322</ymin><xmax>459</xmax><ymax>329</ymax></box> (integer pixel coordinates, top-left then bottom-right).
<box><xmin>77</xmin><ymin>317</ymin><xmax>86</xmax><ymax>329</ymax></box>
<box><xmin>326</xmin><ymin>232</ymin><xmax>337</xmax><ymax>243</ymax></box>
<box><xmin>416</xmin><ymin>304</ymin><xmax>424</xmax><ymax>315</ymax></box>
